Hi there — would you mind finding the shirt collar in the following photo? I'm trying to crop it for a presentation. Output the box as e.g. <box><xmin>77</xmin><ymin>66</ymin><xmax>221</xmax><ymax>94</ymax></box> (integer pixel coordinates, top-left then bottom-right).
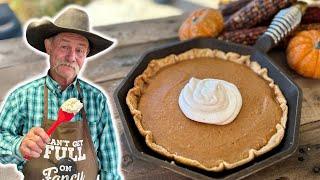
<box><xmin>46</xmin><ymin>72</ymin><xmax>78</xmax><ymax>94</ymax></box>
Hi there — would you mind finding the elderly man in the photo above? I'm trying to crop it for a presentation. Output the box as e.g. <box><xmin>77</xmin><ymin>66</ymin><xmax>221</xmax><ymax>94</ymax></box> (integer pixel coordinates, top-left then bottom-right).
<box><xmin>0</xmin><ymin>6</ymin><xmax>122</xmax><ymax>180</ymax></box>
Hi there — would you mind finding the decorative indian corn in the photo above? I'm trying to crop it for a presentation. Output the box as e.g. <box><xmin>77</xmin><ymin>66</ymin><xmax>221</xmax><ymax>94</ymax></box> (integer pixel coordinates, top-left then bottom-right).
<box><xmin>218</xmin><ymin>23</ymin><xmax>320</xmax><ymax>46</ymax></box>
<box><xmin>220</xmin><ymin>0</ymin><xmax>252</xmax><ymax>16</ymax></box>
<box><xmin>301</xmin><ymin>7</ymin><xmax>320</xmax><ymax>24</ymax></box>
<box><xmin>224</xmin><ymin>0</ymin><xmax>297</xmax><ymax>31</ymax></box>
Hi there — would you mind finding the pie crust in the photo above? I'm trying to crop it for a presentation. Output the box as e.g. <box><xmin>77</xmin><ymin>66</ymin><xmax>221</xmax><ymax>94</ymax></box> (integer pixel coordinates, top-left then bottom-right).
<box><xmin>126</xmin><ymin>48</ymin><xmax>288</xmax><ymax>171</ymax></box>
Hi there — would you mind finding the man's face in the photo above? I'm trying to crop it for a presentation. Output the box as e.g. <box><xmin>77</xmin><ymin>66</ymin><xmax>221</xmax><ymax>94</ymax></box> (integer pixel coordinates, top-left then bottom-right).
<box><xmin>45</xmin><ymin>32</ymin><xmax>89</xmax><ymax>81</ymax></box>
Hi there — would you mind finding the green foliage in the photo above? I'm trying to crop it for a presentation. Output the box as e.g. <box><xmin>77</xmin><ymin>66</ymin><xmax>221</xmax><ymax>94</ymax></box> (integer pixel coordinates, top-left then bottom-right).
<box><xmin>9</xmin><ymin>0</ymin><xmax>91</xmax><ymax>23</ymax></box>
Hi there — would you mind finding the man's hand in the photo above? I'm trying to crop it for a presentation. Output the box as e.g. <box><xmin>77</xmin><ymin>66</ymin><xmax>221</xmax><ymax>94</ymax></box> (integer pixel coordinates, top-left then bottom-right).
<box><xmin>20</xmin><ymin>127</ymin><xmax>50</xmax><ymax>158</ymax></box>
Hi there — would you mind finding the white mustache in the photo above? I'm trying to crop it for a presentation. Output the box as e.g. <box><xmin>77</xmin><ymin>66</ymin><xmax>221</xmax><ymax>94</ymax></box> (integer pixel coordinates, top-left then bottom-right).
<box><xmin>54</xmin><ymin>61</ymin><xmax>79</xmax><ymax>73</ymax></box>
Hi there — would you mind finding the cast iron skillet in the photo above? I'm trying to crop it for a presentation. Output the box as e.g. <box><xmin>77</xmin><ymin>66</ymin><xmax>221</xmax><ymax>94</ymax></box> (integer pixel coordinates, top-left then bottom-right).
<box><xmin>114</xmin><ymin>4</ymin><xmax>303</xmax><ymax>180</ymax></box>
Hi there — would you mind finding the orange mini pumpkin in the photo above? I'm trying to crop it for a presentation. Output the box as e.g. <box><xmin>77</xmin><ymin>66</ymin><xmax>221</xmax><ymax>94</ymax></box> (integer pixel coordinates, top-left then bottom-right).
<box><xmin>286</xmin><ymin>30</ymin><xmax>320</xmax><ymax>79</ymax></box>
<box><xmin>178</xmin><ymin>8</ymin><xmax>224</xmax><ymax>41</ymax></box>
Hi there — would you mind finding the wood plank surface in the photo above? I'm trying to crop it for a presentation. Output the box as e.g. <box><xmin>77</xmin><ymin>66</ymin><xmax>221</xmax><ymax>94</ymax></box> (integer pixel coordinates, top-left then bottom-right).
<box><xmin>1</xmin><ymin>15</ymin><xmax>320</xmax><ymax>179</ymax></box>
<box><xmin>1</xmin><ymin>15</ymin><xmax>319</xmax><ymax>125</ymax></box>
<box><xmin>1</xmin><ymin>40</ymin><xmax>319</xmax><ymax>126</ymax></box>
<box><xmin>247</xmin><ymin>121</ymin><xmax>320</xmax><ymax>180</ymax></box>
<box><xmin>93</xmin><ymin>14</ymin><xmax>186</xmax><ymax>47</ymax></box>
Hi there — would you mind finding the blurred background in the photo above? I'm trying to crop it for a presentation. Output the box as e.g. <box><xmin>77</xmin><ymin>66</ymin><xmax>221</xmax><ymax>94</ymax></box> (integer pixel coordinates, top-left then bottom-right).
<box><xmin>0</xmin><ymin>0</ymin><xmax>230</xmax><ymax>40</ymax></box>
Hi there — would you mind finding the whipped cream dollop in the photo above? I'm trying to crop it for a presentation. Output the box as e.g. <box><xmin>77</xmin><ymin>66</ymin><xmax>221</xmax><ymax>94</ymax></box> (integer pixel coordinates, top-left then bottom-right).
<box><xmin>178</xmin><ymin>77</ymin><xmax>242</xmax><ymax>125</ymax></box>
<box><xmin>61</xmin><ymin>98</ymin><xmax>83</xmax><ymax>114</ymax></box>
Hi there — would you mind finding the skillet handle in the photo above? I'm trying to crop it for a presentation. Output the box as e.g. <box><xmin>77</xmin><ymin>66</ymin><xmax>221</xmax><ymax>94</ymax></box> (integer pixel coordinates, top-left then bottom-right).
<box><xmin>254</xmin><ymin>2</ymin><xmax>307</xmax><ymax>53</ymax></box>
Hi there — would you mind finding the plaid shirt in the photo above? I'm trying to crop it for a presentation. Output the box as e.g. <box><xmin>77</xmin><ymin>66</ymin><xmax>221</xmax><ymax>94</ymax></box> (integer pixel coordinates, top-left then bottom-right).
<box><xmin>0</xmin><ymin>75</ymin><xmax>122</xmax><ymax>180</ymax></box>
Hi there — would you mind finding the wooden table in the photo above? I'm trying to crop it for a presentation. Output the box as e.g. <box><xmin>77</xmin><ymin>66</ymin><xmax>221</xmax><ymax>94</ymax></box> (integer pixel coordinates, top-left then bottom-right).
<box><xmin>1</xmin><ymin>15</ymin><xmax>320</xmax><ymax>179</ymax></box>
